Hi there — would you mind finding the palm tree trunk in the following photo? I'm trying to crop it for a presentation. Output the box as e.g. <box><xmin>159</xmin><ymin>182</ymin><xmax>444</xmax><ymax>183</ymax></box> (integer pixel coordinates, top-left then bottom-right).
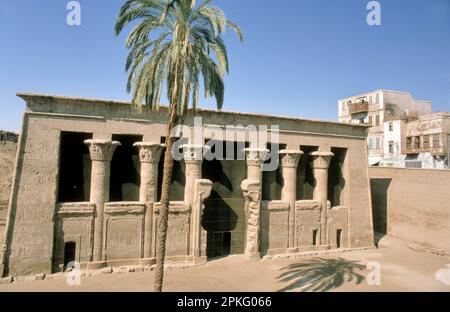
<box><xmin>154</xmin><ymin>105</ymin><xmax>178</xmax><ymax>292</ymax></box>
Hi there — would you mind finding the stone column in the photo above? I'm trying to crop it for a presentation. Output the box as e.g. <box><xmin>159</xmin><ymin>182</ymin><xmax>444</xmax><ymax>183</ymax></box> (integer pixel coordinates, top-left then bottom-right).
<box><xmin>241</xmin><ymin>179</ymin><xmax>261</xmax><ymax>258</ymax></box>
<box><xmin>244</xmin><ymin>148</ymin><xmax>269</xmax><ymax>181</ymax></box>
<box><xmin>181</xmin><ymin>144</ymin><xmax>210</xmax><ymax>260</ymax></box>
<box><xmin>279</xmin><ymin>150</ymin><xmax>303</xmax><ymax>251</ymax></box>
<box><xmin>310</xmin><ymin>151</ymin><xmax>334</xmax><ymax>246</ymax></box>
<box><xmin>242</xmin><ymin>148</ymin><xmax>268</xmax><ymax>258</ymax></box>
<box><xmin>191</xmin><ymin>179</ymin><xmax>213</xmax><ymax>263</ymax></box>
<box><xmin>181</xmin><ymin>145</ymin><xmax>208</xmax><ymax>205</ymax></box>
<box><xmin>134</xmin><ymin>142</ymin><xmax>164</xmax><ymax>259</ymax></box>
<box><xmin>84</xmin><ymin>139</ymin><xmax>121</xmax><ymax>262</ymax></box>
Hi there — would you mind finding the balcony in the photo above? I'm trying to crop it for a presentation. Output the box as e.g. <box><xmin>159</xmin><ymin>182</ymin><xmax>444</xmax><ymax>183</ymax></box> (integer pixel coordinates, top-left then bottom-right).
<box><xmin>349</xmin><ymin>101</ymin><xmax>369</xmax><ymax>115</ymax></box>
<box><xmin>404</xmin><ymin>134</ymin><xmax>448</xmax><ymax>156</ymax></box>
<box><xmin>404</xmin><ymin>146</ymin><xmax>447</xmax><ymax>156</ymax></box>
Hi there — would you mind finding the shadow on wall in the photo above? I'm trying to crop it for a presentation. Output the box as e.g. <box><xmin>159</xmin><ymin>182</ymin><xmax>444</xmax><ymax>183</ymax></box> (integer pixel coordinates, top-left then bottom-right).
<box><xmin>276</xmin><ymin>258</ymin><xmax>366</xmax><ymax>292</ymax></box>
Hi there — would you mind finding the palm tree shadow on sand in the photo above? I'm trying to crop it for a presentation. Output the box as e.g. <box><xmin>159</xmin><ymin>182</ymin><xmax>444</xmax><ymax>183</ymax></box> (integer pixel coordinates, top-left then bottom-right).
<box><xmin>277</xmin><ymin>258</ymin><xmax>366</xmax><ymax>292</ymax></box>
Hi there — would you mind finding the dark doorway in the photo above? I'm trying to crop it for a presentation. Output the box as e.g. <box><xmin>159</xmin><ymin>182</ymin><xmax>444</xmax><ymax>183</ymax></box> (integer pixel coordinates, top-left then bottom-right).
<box><xmin>262</xmin><ymin>143</ymin><xmax>285</xmax><ymax>201</ymax></box>
<box><xmin>63</xmin><ymin>241</ymin><xmax>76</xmax><ymax>269</ymax></box>
<box><xmin>297</xmin><ymin>146</ymin><xmax>319</xmax><ymax>200</ymax></box>
<box><xmin>336</xmin><ymin>229</ymin><xmax>343</xmax><ymax>248</ymax></box>
<box><xmin>328</xmin><ymin>147</ymin><xmax>347</xmax><ymax>207</ymax></box>
<box><xmin>313</xmin><ymin>229</ymin><xmax>318</xmax><ymax>246</ymax></box>
<box><xmin>370</xmin><ymin>178</ymin><xmax>391</xmax><ymax>245</ymax></box>
<box><xmin>110</xmin><ymin>134</ymin><xmax>143</xmax><ymax>202</ymax></box>
<box><xmin>202</xmin><ymin>141</ymin><xmax>246</xmax><ymax>258</ymax></box>
<box><xmin>58</xmin><ymin>132</ymin><xmax>93</xmax><ymax>202</ymax></box>
<box><xmin>207</xmin><ymin>232</ymin><xmax>232</xmax><ymax>258</ymax></box>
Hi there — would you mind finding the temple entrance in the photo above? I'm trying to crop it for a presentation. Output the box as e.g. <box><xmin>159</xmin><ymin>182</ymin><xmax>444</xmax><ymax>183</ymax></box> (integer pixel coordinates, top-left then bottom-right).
<box><xmin>202</xmin><ymin>141</ymin><xmax>247</xmax><ymax>259</ymax></box>
<box><xmin>63</xmin><ymin>241</ymin><xmax>76</xmax><ymax>269</ymax></box>
<box><xmin>370</xmin><ymin>178</ymin><xmax>391</xmax><ymax>246</ymax></box>
<box><xmin>207</xmin><ymin>231</ymin><xmax>232</xmax><ymax>258</ymax></box>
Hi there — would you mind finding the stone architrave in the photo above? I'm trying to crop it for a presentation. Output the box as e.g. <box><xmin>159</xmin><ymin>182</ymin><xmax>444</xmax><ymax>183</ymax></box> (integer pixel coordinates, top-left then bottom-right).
<box><xmin>279</xmin><ymin>150</ymin><xmax>303</xmax><ymax>251</ymax></box>
<box><xmin>310</xmin><ymin>151</ymin><xmax>334</xmax><ymax>246</ymax></box>
<box><xmin>134</xmin><ymin>142</ymin><xmax>164</xmax><ymax>259</ymax></box>
<box><xmin>84</xmin><ymin>139</ymin><xmax>121</xmax><ymax>262</ymax></box>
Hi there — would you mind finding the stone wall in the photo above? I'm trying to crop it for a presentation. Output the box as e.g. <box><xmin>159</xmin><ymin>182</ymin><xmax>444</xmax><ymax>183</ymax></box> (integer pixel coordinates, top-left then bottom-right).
<box><xmin>370</xmin><ymin>167</ymin><xmax>450</xmax><ymax>253</ymax></box>
<box><xmin>0</xmin><ymin>141</ymin><xmax>17</xmax><ymax>249</ymax></box>
<box><xmin>1</xmin><ymin>93</ymin><xmax>375</xmax><ymax>276</ymax></box>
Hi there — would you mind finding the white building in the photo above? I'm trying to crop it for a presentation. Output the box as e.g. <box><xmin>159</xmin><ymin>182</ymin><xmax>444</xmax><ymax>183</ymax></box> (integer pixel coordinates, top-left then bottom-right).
<box><xmin>337</xmin><ymin>89</ymin><xmax>449</xmax><ymax>169</ymax></box>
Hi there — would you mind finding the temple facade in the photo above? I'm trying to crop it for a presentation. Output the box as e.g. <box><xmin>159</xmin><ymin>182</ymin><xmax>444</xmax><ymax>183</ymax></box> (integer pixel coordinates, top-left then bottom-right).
<box><xmin>0</xmin><ymin>93</ymin><xmax>374</xmax><ymax>277</ymax></box>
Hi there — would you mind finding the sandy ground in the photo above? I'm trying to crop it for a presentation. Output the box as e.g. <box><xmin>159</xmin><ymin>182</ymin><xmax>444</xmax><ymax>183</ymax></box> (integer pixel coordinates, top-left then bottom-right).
<box><xmin>1</xmin><ymin>235</ymin><xmax>449</xmax><ymax>292</ymax></box>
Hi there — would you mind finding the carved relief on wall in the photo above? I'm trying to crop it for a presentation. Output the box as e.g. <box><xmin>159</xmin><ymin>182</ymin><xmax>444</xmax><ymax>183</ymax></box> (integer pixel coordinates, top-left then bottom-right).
<box><xmin>56</xmin><ymin>202</ymin><xmax>95</xmax><ymax>215</ymax></box>
<box><xmin>104</xmin><ymin>202</ymin><xmax>145</xmax><ymax>215</ymax></box>
<box><xmin>241</xmin><ymin>179</ymin><xmax>261</xmax><ymax>257</ymax></box>
<box><xmin>327</xmin><ymin>205</ymin><xmax>348</xmax><ymax>248</ymax></box>
<box><xmin>192</xmin><ymin>179</ymin><xmax>213</xmax><ymax>259</ymax></box>
<box><xmin>153</xmin><ymin>202</ymin><xmax>191</xmax><ymax>215</ymax></box>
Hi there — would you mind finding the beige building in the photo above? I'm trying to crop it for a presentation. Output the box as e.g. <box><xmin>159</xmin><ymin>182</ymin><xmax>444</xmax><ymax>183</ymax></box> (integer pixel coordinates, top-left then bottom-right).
<box><xmin>0</xmin><ymin>93</ymin><xmax>374</xmax><ymax>277</ymax></box>
<box><xmin>403</xmin><ymin>112</ymin><xmax>450</xmax><ymax>169</ymax></box>
<box><xmin>338</xmin><ymin>89</ymin><xmax>433</xmax><ymax>166</ymax></box>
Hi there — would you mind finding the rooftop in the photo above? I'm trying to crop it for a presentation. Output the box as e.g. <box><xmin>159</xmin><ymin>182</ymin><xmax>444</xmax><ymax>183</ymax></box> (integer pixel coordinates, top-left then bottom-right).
<box><xmin>338</xmin><ymin>89</ymin><xmax>431</xmax><ymax>103</ymax></box>
<box><xmin>17</xmin><ymin>92</ymin><xmax>369</xmax><ymax>130</ymax></box>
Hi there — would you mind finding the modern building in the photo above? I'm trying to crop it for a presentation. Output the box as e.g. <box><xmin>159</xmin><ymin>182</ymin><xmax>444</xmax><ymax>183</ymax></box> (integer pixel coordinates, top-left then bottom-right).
<box><xmin>337</xmin><ymin>89</ymin><xmax>449</xmax><ymax>169</ymax></box>
<box><xmin>0</xmin><ymin>130</ymin><xmax>19</xmax><ymax>143</ymax></box>
<box><xmin>0</xmin><ymin>93</ymin><xmax>374</xmax><ymax>277</ymax></box>
<box><xmin>402</xmin><ymin>113</ymin><xmax>450</xmax><ymax>169</ymax></box>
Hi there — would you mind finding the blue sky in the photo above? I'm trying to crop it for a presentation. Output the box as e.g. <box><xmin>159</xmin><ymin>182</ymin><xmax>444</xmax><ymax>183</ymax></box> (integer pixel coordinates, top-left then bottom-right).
<box><xmin>0</xmin><ymin>0</ymin><xmax>449</xmax><ymax>132</ymax></box>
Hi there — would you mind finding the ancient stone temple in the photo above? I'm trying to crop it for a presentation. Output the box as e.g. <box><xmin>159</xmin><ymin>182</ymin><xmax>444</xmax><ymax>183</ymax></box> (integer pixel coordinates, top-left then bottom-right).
<box><xmin>0</xmin><ymin>93</ymin><xmax>374</xmax><ymax>277</ymax></box>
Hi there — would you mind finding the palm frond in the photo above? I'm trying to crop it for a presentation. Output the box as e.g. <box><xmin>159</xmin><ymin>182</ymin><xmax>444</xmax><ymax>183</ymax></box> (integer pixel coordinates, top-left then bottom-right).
<box><xmin>115</xmin><ymin>0</ymin><xmax>243</xmax><ymax>115</ymax></box>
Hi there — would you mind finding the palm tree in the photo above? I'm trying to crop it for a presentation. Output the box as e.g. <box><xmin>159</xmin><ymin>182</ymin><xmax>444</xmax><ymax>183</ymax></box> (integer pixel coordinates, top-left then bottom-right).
<box><xmin>115</xmin><ymin>0</ymin><xmax>243</xmax><ymax>292</ymax></box>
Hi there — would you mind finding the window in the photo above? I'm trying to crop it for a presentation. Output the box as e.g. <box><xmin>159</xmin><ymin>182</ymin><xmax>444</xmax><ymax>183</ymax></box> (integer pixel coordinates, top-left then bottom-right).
<box><xmin>388</xmin><ymin>122</ymin><xmax>393</xmax><ymax>132</ymax></box>
<box><xmin>388</xmin><ymin>141</ymin><xmax>394</xmax><ymax>154</ymax></box>
<box><xmin>433</xmin><ymin>134</ymin><xmax>441</xmax><ymax>147</ymax></box>
<box><xmin>405</xmin><ymin>161</ymin><xmax>422</xmax><ymax>169</ymax></box>
<box><xmin>423</xmin><ymin>135</ymin><xmax>430</xmax><ymax>148</ymax></box>
<box><xmin>375</xmin><ymin>115</ymin><xmax>380</xmax><ymax>126</ymax></box>
<box><xmin>375</xmin><ymin>93</ymin><xmax>380</xmax><ymax>104</ymax></box>
<box><xmin>406</xmin><ymin>137</ymin><xmax>412</xmax><ymax>149</ymax></box>
<box><xmin>369</xmin><ymin>95</ymin><xmax>373</xmax><ymax>104</ymax></box>
<box><xmin>369</xmin><ymin>116</ymin><xmax>373</xmax><ymax>126</ymax></box>
<box><xmin>369</xmin><ymin>137</ymin><xmax>381</xmax><ymax>151</ymax></box>
<box><xmin>414</xmin><ymin>136</ymin><xmax>421</xmax><ymax>149</ymax></box>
